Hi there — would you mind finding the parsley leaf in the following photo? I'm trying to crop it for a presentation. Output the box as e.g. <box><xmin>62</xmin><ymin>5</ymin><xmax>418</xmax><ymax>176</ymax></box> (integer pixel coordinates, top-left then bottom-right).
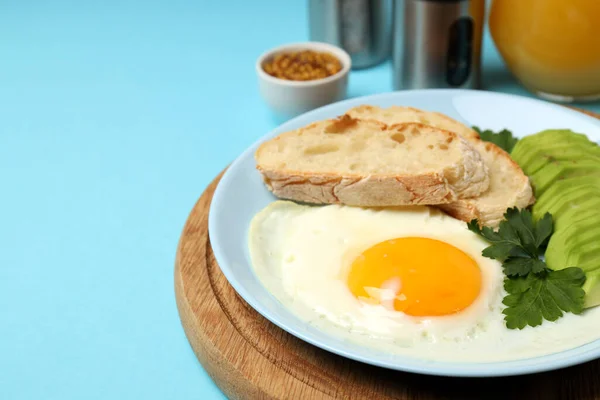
<box><xmin>467</xmin><ymin>208</ymin><xmax>585</xmax><ymax>329</ymax></box>
<box><xmin>544</xmin><ymin>268</ymin><xmax>586</xmax><ymax>313</ymax></box>
<box><xmin>534</xmin><ymin>212</ymin><xmax>553</xmax><ymax>248</ymax></box>
<box><xmin>467</xmin><ymin>219</ymin><xmax>520</xmax><ymax>260</ymax></box>
<box><xmin>504</xmin><ymin>274</ymin><xmax>532</xmax><ymax>294</ymax></box>
<box><xmin>468</xmin><ymin>208</ymin><xmax>553</xmax><ymax>265</ymax></box>
<box><xmin>503</xmin><ymin>257</ymin><xmax>546</xmax><ymax>277</ymax></box>
<box><xmin>473</xmin><ymin>126</ymin><xmax>519</xmax><ymax>153</ymax></box>
<box><xmin>504</xmin><ymin>208</ymin><xmax>539</xmax><ymax>257</ymax></box>
<box><xmin>467</xmin><ymin>207</ymin><xmax>552</xmax><ymax>262</ymax></box>
<box><xmin>502</xmin><ymin>268</ymin><xmax>586</xmax><ymax>329</ymax></box>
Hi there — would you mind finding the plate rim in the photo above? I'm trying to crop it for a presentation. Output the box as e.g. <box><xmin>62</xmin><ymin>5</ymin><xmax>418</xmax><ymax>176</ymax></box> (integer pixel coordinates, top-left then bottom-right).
<box><xmin>208</xmin><ymin>89</ymin><xmax>600</xmax><ymax>377</ymax></box>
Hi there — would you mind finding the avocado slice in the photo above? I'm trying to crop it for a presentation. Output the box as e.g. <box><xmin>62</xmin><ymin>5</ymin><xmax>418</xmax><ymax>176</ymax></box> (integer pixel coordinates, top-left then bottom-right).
<box><xmin>546</xmin><ymin>231</ymin><xmax>600</xmax><ymax>309</ymax></box>
<box><xmin>517</xmin><ymin>143</ymin><xmax>600</xmax><ymax>176</ymax></box>
<box><xmin>548</xmin><ymin>215</ymin><xmax>600</xmax><ymax>247</ymax></box>
<box><xmin>554</xmin><ymin>206</ymin><xmax>600</xmax><ymax>234</ymax></box>
<box><xmin>546</xmin><ymin>189</ymin><xmax>600</xmax><ymax>218</ymax></box>
<box><xmin>565</xmin><ymin>228</ymin><xmax>600</xmax><ymax>249</ymax></box>
<box><xmin>555</xmin><ymin>203</ymin><xmax>600</xmax><ymax>231</ymax></box>
<box><xmin>512</xmin><ymin>129</ymin><xmax>591</xmax><ymax>150</ymax></box>
<box><xmin>584</xmin><ymin>271</ymin><xmax>600</xmax><ymax>308</ymax></box>
<box><xmin>545</xmin><ymin>218</ymin><xmax>600</xmax><ymax>271</ymax></box>
<box><xmin>515</xmin><ymin>129</ymin><xmax>600</xmax><ymax>309</ymax></box>
<box><xmin>532</xmin><ymin>185</ymin><xmax>600</xmax><ymax>221</ymax></box>
<box><xmin>534</xmin><ymin>182</ymin><xmax>590</xmax><ymax>218</ymax></box>
<box><xmin>565</xmin><ymin>241</ymin><xmax>600</xmax><ymax>272</ymax></box>
<box><xmin>511</xmin><ymin>129</ymin><xmax>593</xmax><ymax>162</ymax></box>
<box><xmin>533</xmin><ymin>176</ymin><xmax>600</xmax><ymax>218</ymax></box>
<box><xmin>530</xmin><ymin>160</ymin><xmax>600</xmax><ymax>197</ymax></box>
<box><xmin>547</xmin><ymin>249</ymin><xmax>600</xmax><ymax>309</ymax></box>
<box><xmin>512</xmin><ymin>131</ymin><xmax>599</xmax><ymax>165</ymax></box>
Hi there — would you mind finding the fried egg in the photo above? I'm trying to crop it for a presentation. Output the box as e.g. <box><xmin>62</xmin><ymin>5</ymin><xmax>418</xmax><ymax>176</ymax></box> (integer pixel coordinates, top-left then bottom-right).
<box><xmin>248</xmin><ymin>201</ymin><xmax>600</xmax><ymax>362</ymax></box>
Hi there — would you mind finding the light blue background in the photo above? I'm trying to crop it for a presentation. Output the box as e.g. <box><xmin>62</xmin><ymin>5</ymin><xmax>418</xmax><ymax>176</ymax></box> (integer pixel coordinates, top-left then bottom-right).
<box><xmin>1</xmin><ymin>1</ymin><xmax>599</xmax><ymax>399</ymax></box>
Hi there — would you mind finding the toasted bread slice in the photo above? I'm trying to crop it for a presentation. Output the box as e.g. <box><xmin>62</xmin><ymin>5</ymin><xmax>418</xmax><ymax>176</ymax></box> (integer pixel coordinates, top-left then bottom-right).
<box><xmin>346</xmin><ymin>105</ymin><xmax>534</xmax><ymax>227</ymax></box>
<box><xmin>347</xmin><ymin>105</ymin><xmax>481</xmax><ymax>141</ymax></box>
<box><xmin>255</xmin><ymin>116</ymin><xmax>490</xmax><ymax>207</ymax></box>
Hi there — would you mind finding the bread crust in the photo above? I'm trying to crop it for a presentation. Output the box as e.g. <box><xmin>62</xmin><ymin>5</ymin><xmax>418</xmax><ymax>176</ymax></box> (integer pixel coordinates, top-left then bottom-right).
<box><xmin>255</xmin><ymin>118</ymin><xmax>490</xmax><ymax>206</ymax></box>
<box><xmin>347</xmin><ymin>105</ymin><xmax>481</xmax><ymax>141</ymax></box>
<box><xmin>259</xmin><ymin>169</ymin><xmax>457</xmax><ymax>207</ymax></box>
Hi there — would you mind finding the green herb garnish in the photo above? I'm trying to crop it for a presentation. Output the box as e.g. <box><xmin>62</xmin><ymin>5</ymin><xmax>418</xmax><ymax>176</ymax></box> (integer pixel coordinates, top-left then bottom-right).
<box><xmin>468</xmin><ymin>208</ymin><xmax>586</xmax><ymax>329</ymax></box>
<box><xmin>502</xmin><ymin>268</ymin><xmax>586</xmax><ymax>329</ymax></box>
<box><xmin>473</xmin><ymin>126</ymin><xmax>519</xmax><ymax>153</ymax></box>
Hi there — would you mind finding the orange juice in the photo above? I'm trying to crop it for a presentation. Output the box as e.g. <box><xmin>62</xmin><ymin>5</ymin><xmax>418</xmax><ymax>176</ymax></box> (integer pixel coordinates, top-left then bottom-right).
<box><xmin>489</xmin><ymin>0</ymin><xmax>600</xmax><ymax>101</ymax></box>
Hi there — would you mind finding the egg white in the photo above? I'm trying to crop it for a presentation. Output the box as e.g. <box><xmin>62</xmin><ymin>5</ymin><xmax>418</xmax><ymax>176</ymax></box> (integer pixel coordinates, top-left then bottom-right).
<box><xmin>248</xmin><ymin>201</ymin><xmax>600</xmax><ymax>362</ymax></box>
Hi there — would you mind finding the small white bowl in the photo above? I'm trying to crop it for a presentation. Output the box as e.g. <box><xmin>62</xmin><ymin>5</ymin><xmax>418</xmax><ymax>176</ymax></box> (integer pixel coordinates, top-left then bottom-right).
<box><xmin>256</xmin><ymin>42</ymin><xmax>351</xmax><ymax>119</ymax></box>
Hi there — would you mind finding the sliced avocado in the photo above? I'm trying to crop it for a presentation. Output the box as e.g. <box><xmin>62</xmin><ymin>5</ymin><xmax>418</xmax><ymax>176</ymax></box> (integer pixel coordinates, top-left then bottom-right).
<box><xmin>548</xmin><ymin>215</ymin><xmax>600</xmax><ymax>247</ymax></box>
<box><xmin>545</xmin><ymin>240</ymin><xmax>568</xmax><ymax>272</ymax></box>
<box><xmin>555</xmin><ymin>203</ymin><xmax>600</xmax><ymax>231</ymax></box>
<box><xmin>584</xmin><ymin>271</ymin><xmax>600</xmax><ymax>308</ymax></box>
<box><xmin>565</xmin><ymin>230</ymin><xmax>600</xmax><ymax>250</ymax></box>
<box><xmin>534</xmin><ymin>182</ymin><xmax>593</xmax><ymax>218</ymax></box>
<box><xmin>517</xmin><ymin>143</ymin><xmax>600</xmax><ymax>176</ymax></box>
<box><xmin>530</xmin><ymin>160</ymin><xmax>600</xmax><ymax>197</ymax></box>
<box><xmin>546</xmin><ymin>189</ymin><xmax>600</xmax><ymax>219</ymax></box>
<box><xmin>546</xmin><ymin>244</ymin><xmax>600</xmax><ymax>308</ymax></box>
<box><xmin>533</xmin><ymin>176</ymin><xmax>600</xmax><ymax>218</ymax></box>
<box><xmin>511</xmin><ymin>129</ymin><xmax>593</xmax><ymax>162</ymax></box>
<box><xmin>571</xmin><ymin>255</ymin><xmax>600</xmax><ymax>273</ymax></box>
<box><xmin>558</xmin><ymin>220</ymin><xmax>600</xmax><ymax>249</ymax></box>
<box><xmin>532</xmin><ymin>185</ymin><xmax>600</xmax><ymax>221</ymax></box>
<box><xmin>512</xmin><ymin>131</ymin><xmax>599</xmax><ymax>163</ymax></box>
<box><xmin>565</xmin><ymin>242</ymin><xmax>600</xmax><ymax>272</ymax></box>
<box><xmin>545</xmin><ymin>218</ymin><xmax>600</xmax><ymax>271</ymax></box>
<box><xmin>513</xmin><ymin>129</ymin><xmax>591</xmax><ymax>149</ymax></box>
<box><xmin>547</xmin><ymin>234</ymin><xmax>600</xmax><ymax>309</ymax></box>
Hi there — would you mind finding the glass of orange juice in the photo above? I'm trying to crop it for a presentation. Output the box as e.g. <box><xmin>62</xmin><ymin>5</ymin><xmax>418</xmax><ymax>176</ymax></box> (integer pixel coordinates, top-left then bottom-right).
<box><xmin>489</xmin><ymin>0</ymin><xmax>600</xmax><ymax>102</ymax></box>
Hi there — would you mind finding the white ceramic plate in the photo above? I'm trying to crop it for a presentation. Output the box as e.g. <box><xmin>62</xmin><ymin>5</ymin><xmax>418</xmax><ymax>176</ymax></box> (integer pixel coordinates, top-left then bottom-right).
<box><xmin>208</xmin><ymin>89</ymin><xmax>600</xmax><ymax>377</ymax></box>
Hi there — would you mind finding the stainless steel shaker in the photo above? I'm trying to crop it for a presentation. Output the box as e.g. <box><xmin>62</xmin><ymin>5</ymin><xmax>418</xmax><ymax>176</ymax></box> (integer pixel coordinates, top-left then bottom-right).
<box><xmin>393</xmin><ymin>0</ymin><xmax>485</xmax><ymax>89</ymax></box>
<box><xmin>309</xmin><ymin>0</ymin><xmax>392</xmax><ymax>69</ymax></box>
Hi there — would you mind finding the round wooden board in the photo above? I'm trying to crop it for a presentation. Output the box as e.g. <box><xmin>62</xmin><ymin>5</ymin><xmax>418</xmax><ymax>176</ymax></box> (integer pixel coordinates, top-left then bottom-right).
<box><xmin>175</xmin><ymin>108</ymin><xmax>600</xmax><ymax>400</ymax></box>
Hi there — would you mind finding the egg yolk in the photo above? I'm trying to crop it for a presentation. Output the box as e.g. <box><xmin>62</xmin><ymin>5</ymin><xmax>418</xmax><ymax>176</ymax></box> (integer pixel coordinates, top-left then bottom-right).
<box><xmin>347</xmin><ymin>237</ymin><xmax>481</xmax><ymax>316</ymax></box>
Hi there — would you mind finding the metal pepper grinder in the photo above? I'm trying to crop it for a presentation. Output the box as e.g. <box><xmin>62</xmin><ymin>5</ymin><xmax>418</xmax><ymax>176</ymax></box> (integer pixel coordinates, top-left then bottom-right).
<box><xmin>393</xmin><ymin>0</ymin><xmax>485</xmax><ymax>90</ymax></box>
<box><xmin>309</xmin><ymin>0</ymin><xmax>393</xmax><ymax>69</ymax></box>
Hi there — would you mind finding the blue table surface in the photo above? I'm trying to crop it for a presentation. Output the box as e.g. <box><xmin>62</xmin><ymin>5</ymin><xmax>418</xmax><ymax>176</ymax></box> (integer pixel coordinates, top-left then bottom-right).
<box><xmin>2</xmin><ymin>1</ymin><xmax>599</xmax><ymax>399</ymax></box>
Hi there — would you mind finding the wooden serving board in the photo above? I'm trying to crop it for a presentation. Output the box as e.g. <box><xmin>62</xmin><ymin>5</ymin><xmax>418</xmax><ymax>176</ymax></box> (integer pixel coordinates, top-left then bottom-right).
<box><xmin>175</xmin><ymin>108</ymin><xmax>600</xmax><ymax>400</ymax></box>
